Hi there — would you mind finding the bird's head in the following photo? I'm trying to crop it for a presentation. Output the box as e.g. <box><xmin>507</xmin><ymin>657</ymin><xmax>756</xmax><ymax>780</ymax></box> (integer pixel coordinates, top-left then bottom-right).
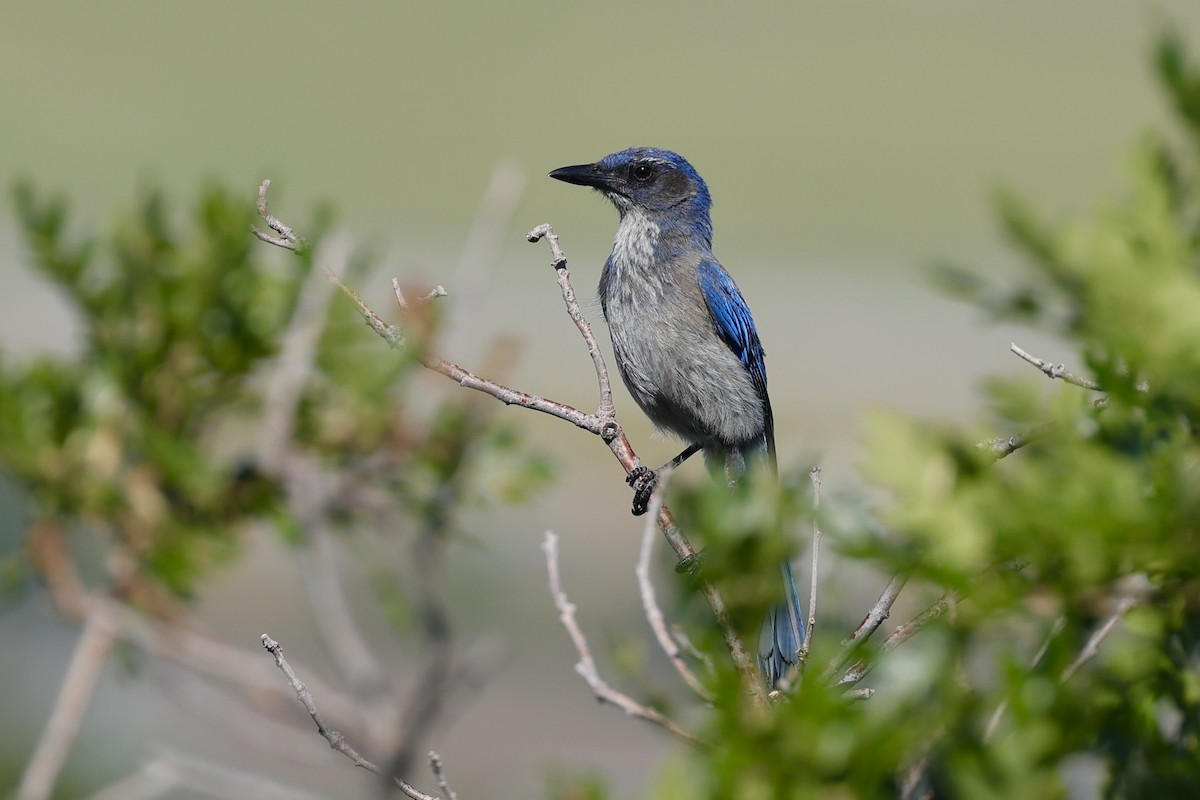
<box><xmin>550</xmin><ymin>147</ymin><xmax>712</xmax><ymax>234</ymax></box>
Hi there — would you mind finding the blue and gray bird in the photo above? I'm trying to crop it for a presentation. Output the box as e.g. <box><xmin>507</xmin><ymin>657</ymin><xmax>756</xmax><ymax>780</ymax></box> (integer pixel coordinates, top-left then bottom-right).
<box><xmin>549</xmin><ymin>147</ymin><xmax>805</xmax><ymax>688</ymax></box>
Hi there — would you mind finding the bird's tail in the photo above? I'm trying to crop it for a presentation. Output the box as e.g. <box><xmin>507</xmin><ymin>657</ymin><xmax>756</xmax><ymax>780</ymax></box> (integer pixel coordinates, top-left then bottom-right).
<box><xmin>731</xmin><ymin>432</ymin><xmax>806</xmax><ymax>689</ymax></box>
<box><xmin>758</xmin><ymin>558</ymin><xmax>806</xmax><ymax>689</ymax></box>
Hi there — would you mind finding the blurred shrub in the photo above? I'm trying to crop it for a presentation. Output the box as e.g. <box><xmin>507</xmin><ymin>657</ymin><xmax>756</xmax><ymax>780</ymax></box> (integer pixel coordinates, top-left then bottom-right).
<box><xmin>0</xmin><ymin>182</ymin><xmax>548</xmax><ymax>608</ymax></box>
<box><xmin>654</xmin><ymin>31</ymin><xmax>1200</xmax><ymax>800</ymax></box>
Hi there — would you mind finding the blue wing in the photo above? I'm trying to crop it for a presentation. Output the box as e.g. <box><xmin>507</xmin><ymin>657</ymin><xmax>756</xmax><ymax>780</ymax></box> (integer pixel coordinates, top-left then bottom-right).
<box><xmin>699</xmin><ymin>260</ymin><xmax>798</xmax><ymax>687</ymax></box>
<box><xmin>696</xmin><ymin>258</ymin><xmax>775</xmax><ymax>458</ymax></box>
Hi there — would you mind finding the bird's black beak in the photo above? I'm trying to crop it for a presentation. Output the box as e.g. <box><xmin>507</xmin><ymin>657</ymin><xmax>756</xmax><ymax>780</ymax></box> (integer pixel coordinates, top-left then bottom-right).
<box><xmin>548</xmin><ymin>162</ymin><xmax>612</xmax><ymax>190</ymax></box>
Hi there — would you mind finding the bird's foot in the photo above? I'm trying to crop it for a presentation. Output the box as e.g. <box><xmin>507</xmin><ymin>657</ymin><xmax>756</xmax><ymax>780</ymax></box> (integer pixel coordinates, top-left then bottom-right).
<box><xmin>626</xmin><ymin>465</ymin><xmax>658</xmax><ymax>516</ymax></box>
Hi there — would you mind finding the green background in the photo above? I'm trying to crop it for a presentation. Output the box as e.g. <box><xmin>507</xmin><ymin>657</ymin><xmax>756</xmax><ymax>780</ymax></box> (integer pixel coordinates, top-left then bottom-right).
<box><xmin>3</xmin><ymin>3</ymin><xmax>1199</xmax><ymax>798</ymax></box>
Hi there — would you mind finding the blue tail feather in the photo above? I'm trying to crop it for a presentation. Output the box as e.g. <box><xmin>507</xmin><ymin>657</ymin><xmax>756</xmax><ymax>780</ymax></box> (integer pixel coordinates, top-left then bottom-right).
<box><xmin>758</xmin><ymin>559</ymin><xmax>806</xmax><ymax>689</ymax></box>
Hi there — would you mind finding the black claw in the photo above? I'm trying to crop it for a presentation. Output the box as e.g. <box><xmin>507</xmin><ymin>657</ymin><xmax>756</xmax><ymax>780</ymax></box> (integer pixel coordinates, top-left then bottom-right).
<box><xmin>627</xmin><ymin>466</ymin><xmax>657</xmax><ymax>516</ymax></box>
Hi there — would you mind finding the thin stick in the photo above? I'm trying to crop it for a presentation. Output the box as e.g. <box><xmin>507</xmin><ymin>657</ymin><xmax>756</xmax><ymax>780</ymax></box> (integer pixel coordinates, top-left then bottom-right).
<box><xmin>798</xmin><ymin>467</ymin><xmax>823</xmax><ymax>662</ymax></box>
<box><xmin>527</xmin><ymin>224</ymin><xmax>616</xmax><ymax>421</ymax></box>
<box><xmin>260</xmin><ymin>635</ymin><xmax>437</xmax><ymax>800</ymax></box>
<box><xmin>428</xmin><ymin>751</ymin><xmax>458</xmax><ymax>800</ymax></box>
<box><xmin>882</xmin><ymin>589</ymin><xmax>961</xmax><ymax>653</ymax></box>
<box><xmin>1010</xmin><ymin>343</ymin><xmax>1102</xmax><ymax>391</ymax></box>
<box><xmin>821</xmin><ymin>575</ymin><xmax>908</xmax><ymax>684</ymax></box>
<box><xmin>16</xmin><ymin>601</ymin><xmax>119</xmax><ymax>800</ymax></box>
<box><xmin>542</xmin><ymin>533</ymin><xmax>704</xmax><ymax>745</ymax></box>
<box><xmin>256</xmin><ymin>236</ymin><xmax>341</xmax><ymax>470</ymax></box>
<box><xmin>252</xmin><ymin>179</ymin><xmax>305</xmax><ymax>252</ymax></box>
<box><xmin>1060</xmin><ymin>594</ymin><xmax>1139</xmax><ymax>683</ymax></box>
<box><xmin>635</xmin><ymin>473</ymin><xmax>711</xmax><ymax>700</ymax></box>
<box><xmin>976</xmin><ymin>421</ymin><xmax>1057</xmax><ymax>460</ymax></box>
<box><xmin>984</xmin><ymin>616</ymin><xmax>1066</xmax><ymax>742</ymax></box>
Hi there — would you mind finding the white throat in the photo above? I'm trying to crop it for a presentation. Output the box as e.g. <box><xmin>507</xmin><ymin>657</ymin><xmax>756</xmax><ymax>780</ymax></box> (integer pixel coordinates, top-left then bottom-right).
<box><xmin>611</xmin><ymin>206</ymin><xmax>660</xmax><ymax>271</ymax></box>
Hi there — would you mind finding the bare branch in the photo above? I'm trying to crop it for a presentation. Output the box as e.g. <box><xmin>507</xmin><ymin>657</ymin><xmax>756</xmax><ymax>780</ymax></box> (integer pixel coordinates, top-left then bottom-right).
<box><xmin>16</xmin><ymin>600</ymin><xmax>119</xmax><ymax>800</ymax></box>
<box><xmin>1061</xmin><ymin>594</ymin><xmax>1139</xmax><ymax>683</ymax></box>
<box><xmin>31</xmin><ymin>515</ymin><xmax>370</xmax><ymax>736</ymax></box>
<box><xmin>983</xmin><ymin>579</ymin><xmax>1142</xmax><ymax>742</ymax></box>
<box><xmin>798</xmin><ymin>467</ymin><xmax>823</xmax><ymax>663</ymax></box>
<box><xmin>257</xmin><ymin>236</ymin><xmax>342</xmax><ymax>470</ymax></box>
<box><xmin>261</xmin><ymin>635</ymin><xmax>437</xmax><ymax>800</ymax></box>
<box><xmin>527</xmin><ymin>224</ymin><xmax>616</xmax><ymax>421</ymax></box>
<box><xmin>976</xmin><ymin>421</ymin><xmax>1056</xmax><ymax>460</ymax></box>
<box><xmin>446</xmin><ymin>159</ymin><xmax>527</xmax><ymax>360</ymax></box>
<box><xmin>883</xmin><ymin>588</ymin><xmax>962</xmax><ymax>653</ymax></box>
<box><xmin>253</xmin><ymin>179</ymin><xmax>306</xmax><ymax>252</ymax></box>
<box><xmin>428</xmin><ymin>751</ymin><xmax>458</xmax><ymax>800</ymax></box>
<box><xmin>1010</xmin><ymin>343</ymin><xmax>1102</xmax><ymax>391</ymax></box>
<box><xmin>393</xmin><ymin>278</ymin><xmax>448</xmax><ymax>310</ymax></box>
<box><xmin>542</xmin><ymin>532</ymin><xmax>705</xmax><ymax>745</ymax></box>
<box><xmin>672</xmin><ymin>626</ymin><xmax>715</xmax><ymax>677</ymax></box>
<box><xmin>297</xmin><ymin>513</ymin><xmax>391</xmax><ymax>705</ymax></box>
<box><xmin>821</xmin><ymin>574</ymin><xmax>908</xmax><ymax>684</ymax></box>
<box><xmin>984</xmin><ymin>616</ymin><xmax>1067</xmax><ymax>742</ymax></box>
<box><xmin>156</xmin><ymin>667</ymin><xmax>338</xmax><ymax>766</ymax></box>
<box><xmin>635</xmin><ymin>473</ymin><xmax>711</xmax><ymax>701</ymax></box>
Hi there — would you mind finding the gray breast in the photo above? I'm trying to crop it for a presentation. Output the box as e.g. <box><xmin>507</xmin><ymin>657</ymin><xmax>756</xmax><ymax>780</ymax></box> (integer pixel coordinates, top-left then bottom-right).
<box><xmin>599</xmin><ymin>221</ymin><xmax>764</xmax><ymax>449</ymax></box>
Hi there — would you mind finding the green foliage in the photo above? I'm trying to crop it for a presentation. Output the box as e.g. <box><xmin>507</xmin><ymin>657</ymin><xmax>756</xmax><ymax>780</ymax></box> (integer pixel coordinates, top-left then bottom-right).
<box><xmin>648</xmin><ymin>32</ymin><xmax>1200</xmax><ymax>799</ymax></box>
<box><xmin>0</xmin><ymin>181</ymin><xmax>549</xmax><ymax>605</ymax></box>
<box><xmin>2</xmin><ymin>184</ymin><xmax>304</xmax><ymax>595</ymax></box>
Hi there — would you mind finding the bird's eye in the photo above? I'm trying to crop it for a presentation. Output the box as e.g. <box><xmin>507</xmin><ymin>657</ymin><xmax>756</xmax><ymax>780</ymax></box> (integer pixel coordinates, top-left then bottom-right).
<box><xmin>631</xmin><ymin>163</ymin><xmax>654</xmax><ymax>182</ymax></box>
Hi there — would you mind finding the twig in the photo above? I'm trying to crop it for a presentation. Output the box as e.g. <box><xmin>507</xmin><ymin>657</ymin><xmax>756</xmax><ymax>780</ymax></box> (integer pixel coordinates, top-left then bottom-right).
<box><xmin>837</xmin><ymin>586</ymin><xmax>960</xmax><ymax>687</ymax></box>
<box><xmin>542</xmin><ymin>532</ymin><xmax>704</xmax><ymax>745</ymax></box>
<box><xmin>883</xmin><ymin>589</ymin><xmax>962</xmax><ymax>653</ymax></box>
<box><xmin>323</xmin><ymin>258</ymin><xmax>595</xmax><ymax>428</ymax></box>
<box><xmin>635</xmin><ymin>473</ymin><xmax>711</xmax><ymax>701</ymax></box>
<box><xmin>428</xmin><ymin>751</ymin><xmax>458</xmax><ymax>800</ymax></box>
<box><xmin>297</xmin><ymin>509</ymin><xmax>391</xmax><ymax>704</ymax></box>
<box><xmin>798</xmin><ymin>467</ymin><xmax>823</xmax><ymax>662</ymax></box>
<box><xmin>1060</xmin><ymin>594</ymin><xmax>1139</xmax><ymax>683</ymax></box>
<box><xmin>1010</xmin><ymin>343</ymin><xmax>1102</xmax><ymax>391</ymax></box>
<box><xmin>156</xmin><ymin>667</ymin><xmax>335</xmax><ymax>766</ymax></box>
<box><xmin>821</xmin><ymin>574</ymin><xmax>908</xmax><ymax>684</ymax></box>
<box><xmin>982</xmin><ymin>585</ymin><xmax>1139</xmax><ymax>743</ymax></box>
<box><xmin>898</xmin><ymin>726</ymin><xmax>943</xmax><ymax>800</ymax></box>
<box><xmin>976</xmin><ymin>421</ymin><xmax>1056</xmax><ymax>460</ymax></box>
<box><xmin>253</xmin><ymin>179</ymin><xmax>306</xmax><ymax>252</ymax></box>
<box><xmin>261</xmin><ymin>634</ymin><xmax>437</xmax><ymax>800</ymax></box>
<box><xmin>671</xmin><ymin>625</ymin><xmax>715</xmax><ymax>677</ymax></box>
<box><xmin>840</xmin><ymin>561</ymin><xmax>1027</xmax><ymax>686</ymax></box>
<box><xmin>30</xmin><ymin>521</ymin><xmax>370</xmax><ymax>734</ymax></box>
<box><xmin>984</xmin><ymin>616</ymin><xmax>1067</xmax><ymax>742</ymax></box>
<box><xmin>16</xmin><ymin>600</ymin><xmax>120</xmax><ymax>800</ymax></box>
<box><xmin>386</xmin><ymin>389</ymin><xmax>484</xmax><ymax>784</ymax></box>
<box><xmin>527</xmin><ymin>224</ymin><xmax>616</xmax><ymax>421</ymax></box>
<box><xmin>392</xmin><ymin>279</ymin><xmax>448</xmax><ymax>310</ymax></box>
<box><xmin>257</xmin><ymin>236</ymin><xmax>342</xmax><ymax>471</ymax></box>
<box><xmin>446</xmin><ymin>159</ymin><xmax>527</xmax><ymax>360</ymax></box>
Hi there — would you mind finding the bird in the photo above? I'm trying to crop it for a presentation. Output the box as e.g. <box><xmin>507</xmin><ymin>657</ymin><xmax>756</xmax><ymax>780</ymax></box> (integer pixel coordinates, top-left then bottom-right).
<box><xmin>548</xmin><ymin>147</ymin><xmax>805</xmax><ymax>688</ymax></box>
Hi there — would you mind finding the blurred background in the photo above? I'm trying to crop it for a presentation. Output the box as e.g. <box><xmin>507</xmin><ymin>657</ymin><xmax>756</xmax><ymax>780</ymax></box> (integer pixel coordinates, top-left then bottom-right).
<box><xmin>3</xmin><ymin>2</ymin><xmax>1200</xmax><ymax>798</ymax></box>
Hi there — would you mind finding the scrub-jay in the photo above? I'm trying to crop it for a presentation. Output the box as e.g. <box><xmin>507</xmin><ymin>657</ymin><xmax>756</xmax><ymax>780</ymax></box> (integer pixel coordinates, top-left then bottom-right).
<box><xmin>549</xmin><ymin>147</ymin><xmax>804</xmax><ymax>688</ymax></box>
